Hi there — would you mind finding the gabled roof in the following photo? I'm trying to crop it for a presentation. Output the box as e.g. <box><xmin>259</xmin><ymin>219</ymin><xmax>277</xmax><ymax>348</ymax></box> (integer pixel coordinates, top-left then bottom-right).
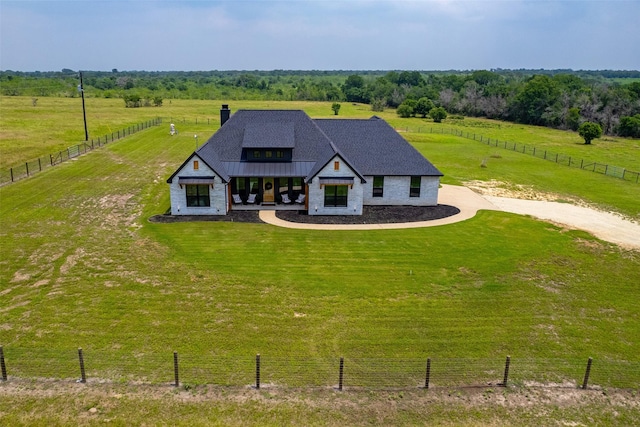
<box><xmin>197</xmin><ymin>110</ymin><xmax>334</xmax><ymax>162</ymax></box>
<box><xmin>242</xmin><ymin>122</ymin><xmax>295</xmax><ymax>148</ymax></box>
<box><xmin>314</xmin><ymin>117</ymin><xmax>443</xmax><ymax>177</ymax></box>
<box><xmin>166</xmin><ymin>152</ymin><xmax>228</xmax><ymax>184</ymax></box>
<box><xmin>172</xmin><ymin>109</ymin><xmax>441</xmax><ymax>184</ymax></box>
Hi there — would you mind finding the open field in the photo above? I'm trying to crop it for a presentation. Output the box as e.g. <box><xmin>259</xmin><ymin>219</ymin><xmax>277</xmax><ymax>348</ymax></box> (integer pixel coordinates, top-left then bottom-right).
<box><xmin>2</xmin><ymin>96</ymin><xmax>639</xmax><ymax>173</ymax></box>
<box><xmin>1</xmin><ymin>99</ymin><xmax>639</xmax><ymax>424</ymax></box>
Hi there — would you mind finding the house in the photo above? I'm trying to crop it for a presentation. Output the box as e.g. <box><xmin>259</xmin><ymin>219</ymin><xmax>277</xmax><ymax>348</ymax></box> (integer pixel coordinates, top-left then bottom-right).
<box><xmin>166</xmin><ymin>105</ymin><xmax>443</xmax><ymax>216</ymax></box>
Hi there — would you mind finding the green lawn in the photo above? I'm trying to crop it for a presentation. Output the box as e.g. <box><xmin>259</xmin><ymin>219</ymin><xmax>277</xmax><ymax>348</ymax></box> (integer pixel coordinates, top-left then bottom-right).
<box><xmin>1</xmin><ymin>99</ymin><xmax>639</xmax><ymax>424</ymax></box>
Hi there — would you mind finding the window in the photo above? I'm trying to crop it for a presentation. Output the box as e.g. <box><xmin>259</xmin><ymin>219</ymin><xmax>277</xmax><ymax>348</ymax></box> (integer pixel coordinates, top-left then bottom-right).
<box><xmin>292</xmin><ymin>177</ymin><xmax>302</xmax><ymax>191</ymax></box>
<box><xmin>334</xmin><ymin>161</ymin><xmax>340</xmax><ymax>171</ymax></box>
<box><xmin>276</xmin><ymin>151</ymin><xmax>284</xmax><ymax>159</ymax></box>
<box><xmin>266</xmin><ymin>151</ymin><xmax>272</xmax><ymax>158</ymax></box>
<box><xmin>253</xmin><ymin>150</ymin><xmax>261</xmax><ymax>159</ymax></box>
<box><xmin>249</xmin><ymin>177</ymin><xmax>259</xmax><ymax>194</ymax></box>
<box><xmin>186</xmin><ymin>184</ymin><xmax>210</xmax><ymax>207</ymax></box>
<box><xmin>373</xmin><ymin>176</ymin><xmax>384</xmax><ymax>197</ymax></box>
<box><xmin>193</xmin><ymin>160</ymin><xmax>199</xmax><ymax>170</ymax></box>
<box><xmin>324</xmin><ymin>185</ymin><xmax>348</xmax><ymax>207</ymax></box>
<box><xmin>233</xmin><ymin>177</ymin><xmax>246</xmax><ymax>196</ymax></box>
<box><xmin>410</xmin><ymin>176</ymin><xmax>421</xmax><ymax>197</ymax></box>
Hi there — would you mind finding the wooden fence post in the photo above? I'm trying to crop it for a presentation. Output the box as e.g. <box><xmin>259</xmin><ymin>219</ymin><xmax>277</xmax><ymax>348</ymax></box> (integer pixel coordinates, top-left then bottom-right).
<box><xmin>173</xmin><ymin>351</ymin><xmax>179</xmax><ymax>387</ymax></box>
<box><xmin>582</xmin><ymin>357</ymin><xmax>593</xmax><ymax>389</ymax></box>
<box><xmin>424</xmin><ymin>358</ymin><xmax>431</xmax><ymax>389</ymax></box>
<box><xmin>255</xmin><ymin>354</ymin><xmax>261</xmax><ymax>389</ymax></box>
<box><xmin>26</xmin><ymin>162</ymin><xmax>29</xmax><ymax>176</ymax></box>
<box><xmin>338</xmin><ymin>357</ymin><xmax>344</xmax><ymax>391</ymax></box>
<box><xmin>0</xmin><ymin>346</ymin><xmax>7</xmax><ymax>381</ymax></box>
<box><xmin>502</xmin><ymin>356</ymin><xmax>510</xmax><ymax>387</ymax></box>
<box><xmin>78</xmin><ymin>348</ymin><xmax>86</xmax><ymax>383</ymax></box>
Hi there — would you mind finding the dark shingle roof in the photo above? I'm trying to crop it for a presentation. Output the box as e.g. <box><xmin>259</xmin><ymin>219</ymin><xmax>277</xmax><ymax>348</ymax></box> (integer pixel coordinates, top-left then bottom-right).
<box><xmin>314</xmin><ymin>117</ymin><xmax>443</xmax><ymax>177</ymax></box>
<box><xmin>242</xmin><ymin>122</ymin><xmax>295</xmax><ymax>148</ymax></box>
<box><xmin>186</xmin><ymin>110</ymin><xmax>441</xmax><ymax>182</ymax></box>
<box><xmin>198</xmin><ymin>110</ymin><xmax>335</xmax><ymax>162</ymax></box>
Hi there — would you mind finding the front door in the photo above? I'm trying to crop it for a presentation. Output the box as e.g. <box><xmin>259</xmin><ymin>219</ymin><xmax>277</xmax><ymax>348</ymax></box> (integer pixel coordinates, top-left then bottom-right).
<box><xmin>263</xmin><ymin>177</ymin><xmax>275</xmax><ymax>203</ymax></box>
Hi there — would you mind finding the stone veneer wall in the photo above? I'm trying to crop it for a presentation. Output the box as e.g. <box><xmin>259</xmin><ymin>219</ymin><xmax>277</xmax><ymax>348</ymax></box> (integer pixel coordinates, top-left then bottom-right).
<box><xmin>169</xmin><ymin>156</ymin><xmax>228</xmax><ymax>215</ymax></box>
<box><xmin>307</xmin><ymin>156</ymin><xmax>363</xmax><ymax>216</ymax></box>
<box><xmin>362</xmin><ymin>176</ymin><xmax>440</xmax><ymax>206</ymax></box>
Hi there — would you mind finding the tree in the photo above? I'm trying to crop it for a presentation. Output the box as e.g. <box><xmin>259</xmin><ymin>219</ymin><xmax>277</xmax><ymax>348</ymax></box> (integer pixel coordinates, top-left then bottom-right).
<box><xmin>618</xmin><ymin>115</ymin><xmax>640</xmax><ymax>138</ymax></box>
<box><xmin>429</xmin><ymin>107</ymin><xmax>447</xmax><ymax>123</ymax></box>
<box><xmin>397</xmin><ymin>103</ymin><xmax>413</xmax><ymax>118</ymax></box>
<box><xmin>578</xmin><ymin>122</ymin><xmax>602</xmax><ymax>145</ymax></box>
<box><xmin>510</xmin><ymin>75</ymin><xmax>559</xmax><ymax>125</ymax></box>
<box><xmin>403</xmin><ymin>99</ymin><xmax>418</xmax><ymax>116</ymax></box>
<box><xmin>342</xmin><ymin>74</ymin><xmax>369</xmax><ymax>103</ymax></box>
<box><xmin>331</xmin><ymin>102</ymin><xmax>341</xmax><ymax>115</ymax></box>
<box><xmin>414</xmin><ymin>97</ymin><xmax>435</xmax><ymax>118</ymax></box>
<box><xmin>566</xmin><ymin>107</ymin><xmax>581</xmax><ymax>131</ymax></box>
<box><xmin>371</xmin><ymin>98</ymin><xmax>386</xmax><ymax>112</ymax></box>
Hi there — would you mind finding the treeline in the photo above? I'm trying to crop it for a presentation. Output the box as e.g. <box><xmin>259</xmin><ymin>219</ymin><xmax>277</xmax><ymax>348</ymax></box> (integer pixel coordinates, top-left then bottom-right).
<box><xmin>1</xmin><ymin>69</ymin><xmax>639</xmax><ymax>137</ymax></box>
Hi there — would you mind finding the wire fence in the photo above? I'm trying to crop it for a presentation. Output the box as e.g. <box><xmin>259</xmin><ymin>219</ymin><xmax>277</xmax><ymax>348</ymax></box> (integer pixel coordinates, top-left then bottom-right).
<box><xmin>404</xmin><ymin>126</ymin><xmax>640</xmax><ymax>183</ymax></box>
<box><xmin>1</xmin><ymin>347</ymin><xmax>638</xmax><ymax>391</ymax></box>
<box><xmin>0</xmin><ymin>118</ymin><xmax>162</xmax><ymax>186</ymax></box>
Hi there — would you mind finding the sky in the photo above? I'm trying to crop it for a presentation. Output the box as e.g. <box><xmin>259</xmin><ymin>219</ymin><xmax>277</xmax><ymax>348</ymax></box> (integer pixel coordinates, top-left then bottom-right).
<box><xmin>1</xmin><ymin>0</ymin><xmax>639</xmax><ymax>72</ymax></box>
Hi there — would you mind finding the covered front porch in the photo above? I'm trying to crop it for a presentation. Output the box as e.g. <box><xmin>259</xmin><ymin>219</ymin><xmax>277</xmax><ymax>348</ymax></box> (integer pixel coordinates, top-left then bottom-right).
<box><xmin>230</xmin><ymin>202</ymin><xmax>304</xmax><ymax>211</ymax></box>
<box><xmin>228</xmin><ymin>176</ymin><xmax>308</xmax><ymax>211</ymax></box>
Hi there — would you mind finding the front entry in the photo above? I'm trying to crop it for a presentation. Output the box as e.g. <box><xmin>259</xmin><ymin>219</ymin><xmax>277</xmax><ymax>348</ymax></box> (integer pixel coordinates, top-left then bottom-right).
<box><xmin>263</xmin><ymin>177</ymin><xmax>275</xmax><ymax>204</ymax></box>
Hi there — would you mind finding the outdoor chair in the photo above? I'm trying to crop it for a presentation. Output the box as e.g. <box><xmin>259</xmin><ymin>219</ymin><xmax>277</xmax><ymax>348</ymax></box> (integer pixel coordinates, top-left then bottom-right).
<box><xmin>232</xmin><ymin>194</ymin><xmax>243</xmax><ymax>204</ymax></box>
<box><xmin>295</xmin><ymin>194</ymin><xmax>305</xmax><ymax>204</ymax></box>
<box><xmin>247</xmin><ymin>193</ymin><xmax>257</xmax><ymax>204</ymax></box>
<box><xmin>281</xmin><ymin>193</ymin><xmax>292</xmax><ymax>204</ymax></box>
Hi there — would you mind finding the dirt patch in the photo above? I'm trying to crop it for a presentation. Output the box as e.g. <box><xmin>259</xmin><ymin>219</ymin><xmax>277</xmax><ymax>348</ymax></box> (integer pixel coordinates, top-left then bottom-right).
<box><xmin>464</xmin><ymin>179</ymin><xmax>583</xmax><ymax>204</ymax></box>
<box><xmin>1</xmin><ymin>380</ymin><xmax>638</xmax><ymax>425</ymax></box>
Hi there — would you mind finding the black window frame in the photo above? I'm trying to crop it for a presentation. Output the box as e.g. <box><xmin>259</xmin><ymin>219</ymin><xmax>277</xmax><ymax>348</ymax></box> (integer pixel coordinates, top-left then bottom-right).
<box><xmin>373</xmin><ymin>176</ymin><xmax>384</xmax><ymax>197</ymax></box>
<box><xmin>186</xmin><ymin>184</ymin><xmax>211</xmax><ymax>207</ymax></box>
<box><xmin>324</xmin><ymin>185</ymin><xmax>348</xmax><ymax>207</ymax></box>
<box><xmin>410</xmin><ymin>176</ymin><xmax>421</xmax><ymax>197</ymax></box>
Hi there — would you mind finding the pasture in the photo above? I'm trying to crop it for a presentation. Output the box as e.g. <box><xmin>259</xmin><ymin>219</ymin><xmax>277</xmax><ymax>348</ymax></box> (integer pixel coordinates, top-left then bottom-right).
<box><xmin>1</xmin><ymin>98</ymin><xmax>639</xmax><ymax>425</ymax></box>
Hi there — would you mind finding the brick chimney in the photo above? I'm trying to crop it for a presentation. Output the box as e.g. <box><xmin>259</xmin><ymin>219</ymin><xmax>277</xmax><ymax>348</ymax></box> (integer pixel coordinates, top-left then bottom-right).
<box><xmin>220</xmin><ymin>104</ymin><xmax>230</xmax><ymax>126</ymax></box>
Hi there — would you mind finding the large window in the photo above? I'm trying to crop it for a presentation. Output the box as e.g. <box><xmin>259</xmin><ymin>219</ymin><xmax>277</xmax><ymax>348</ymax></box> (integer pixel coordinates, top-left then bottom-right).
<box><xmin>324</xmin><ymin>185</ymin><xmax>348</xmax><ymax>207</ymax></box>
<box><xmin>249</xmin><ymin>177</ymin><xmax>260</xmax><ymax>194</ymax></box>
<box><xmin>410</xmin><ymin>176</ymin><xmax>421</xmax><ymax>197</ymax></box>
<box><xmin>373</xmin><ymin>176</ymin><xmax>384</xmax><ymax>197</ymax></box>
<box><xmin>186</xmin><ymin>184</ymin><xmax>210</xmax><ymax>207</ymax></box>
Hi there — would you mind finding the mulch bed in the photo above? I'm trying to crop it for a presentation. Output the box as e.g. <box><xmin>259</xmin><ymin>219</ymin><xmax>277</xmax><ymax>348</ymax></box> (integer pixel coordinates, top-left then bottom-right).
<box><xmin>276</xmin><ymin>205</ymin><xmax>460</xmax><ymax>224</ymax></box>
<box><xmin>149</xmin><ymin>211</ymin><xmax>262</xmax><ymax>223</ymax></box>
<box><xmin>149</xmin><ymin>205</ymin><xmax>460</xmax><ymax>225</ymax></box>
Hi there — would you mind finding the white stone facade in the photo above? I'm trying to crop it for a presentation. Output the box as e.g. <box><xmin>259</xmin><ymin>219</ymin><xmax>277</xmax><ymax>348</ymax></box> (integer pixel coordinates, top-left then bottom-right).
<box><xmin>362</xmin><ymin>176</ymin><xmax>440</xmax><ymax>206</ymax></box>
<box><xmin>307</xmin><ymin>155</ymin><xmax>364</xmax><ymax>216</ymax></box>
<box><xmin>169</xmin><ymin>155</ymin><xmax>228</xmax><ymax>215</ymax></box>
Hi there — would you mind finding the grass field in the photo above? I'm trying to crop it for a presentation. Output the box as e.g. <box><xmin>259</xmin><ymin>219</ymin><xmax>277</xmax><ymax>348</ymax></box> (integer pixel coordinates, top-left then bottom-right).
<box><xmin>1</xmin><ymin>98</ymin><xmax>639</xmax><ymax>425</ymax></box>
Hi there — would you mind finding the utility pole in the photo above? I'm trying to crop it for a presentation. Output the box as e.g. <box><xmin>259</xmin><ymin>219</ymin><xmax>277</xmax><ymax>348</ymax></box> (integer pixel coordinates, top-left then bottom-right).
<box><xmin>78</xmin><ymin>71</ymin><xmax>89</xmax><ymax>141</ymax></box>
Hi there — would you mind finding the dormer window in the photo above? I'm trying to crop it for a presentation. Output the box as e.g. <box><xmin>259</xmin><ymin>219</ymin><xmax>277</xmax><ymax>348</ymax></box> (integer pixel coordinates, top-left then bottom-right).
<box><xmin>245</xmin><ymin>148</ymin><xmax>292</xmax><ymax>162</ymax></box>
<box><xmin>334</xmin><ymin>161</ymin><xmax>340</xmax><ymax>171</ymax></box>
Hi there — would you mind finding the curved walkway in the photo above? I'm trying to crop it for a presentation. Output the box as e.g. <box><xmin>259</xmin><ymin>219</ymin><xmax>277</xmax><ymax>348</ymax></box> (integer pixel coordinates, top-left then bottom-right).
<box><xmin>258</xmin><ymin>184</ymin><xmax>495</xmax><ymax>231</ymax></box>
<box><xmin>258</xmin><ymin>184</ymin><xmax>640</xmax><ymax>250</ymax></box>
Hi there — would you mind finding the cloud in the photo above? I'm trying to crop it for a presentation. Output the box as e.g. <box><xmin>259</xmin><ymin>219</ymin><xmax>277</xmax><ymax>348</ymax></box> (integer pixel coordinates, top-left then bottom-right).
<box><xmin>1</xmin><ymin>0</ymin><xmax>638</xmax><ymax>71</ymax></box>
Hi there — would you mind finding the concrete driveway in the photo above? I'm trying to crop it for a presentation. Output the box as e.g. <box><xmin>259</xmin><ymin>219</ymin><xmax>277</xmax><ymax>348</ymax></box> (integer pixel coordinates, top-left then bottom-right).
<box><xmin>259</xmin><ymin>184</ymin><xmax>640</xmax><ymax>250</ymax></box>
